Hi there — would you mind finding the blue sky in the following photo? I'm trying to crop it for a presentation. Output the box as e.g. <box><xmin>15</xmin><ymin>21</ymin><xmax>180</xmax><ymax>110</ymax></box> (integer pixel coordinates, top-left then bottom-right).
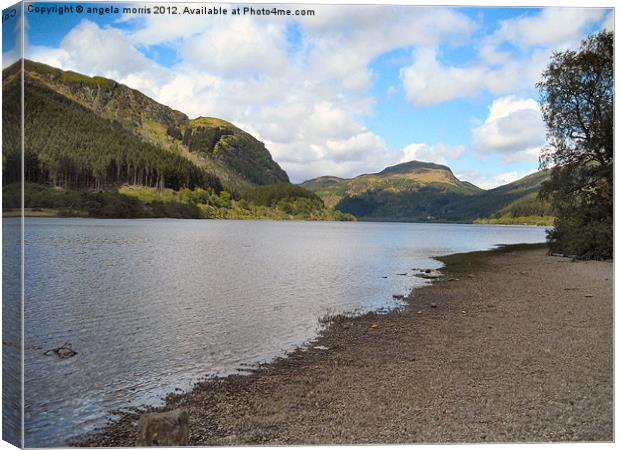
<box><xmin>3</xmin><ymin>2</ymin><xmax>614</xmax><ymax>187</ymax></box>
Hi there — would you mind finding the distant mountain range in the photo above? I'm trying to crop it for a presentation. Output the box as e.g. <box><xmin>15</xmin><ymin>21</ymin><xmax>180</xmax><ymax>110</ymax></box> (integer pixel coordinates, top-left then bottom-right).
<box><xmin>2</xmin><ymin>60</ymin><xmax>551</xmax><ymax>223</ymax></box>
<box><xmin>301</xmin><ymin>161</ymin><xmax>552</xmax><ymax>223</ymax></box>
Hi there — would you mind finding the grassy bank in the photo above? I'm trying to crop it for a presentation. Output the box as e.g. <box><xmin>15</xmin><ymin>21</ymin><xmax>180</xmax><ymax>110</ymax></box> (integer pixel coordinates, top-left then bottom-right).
<box><xmin>2</xmin><ymin>208</ymin><xmax>66</xmax><ymax>217</ymax></box>
<box><xmin>436</xmin><ymin>242</ymin><xmax>548</xmax><ymax>274</ymax></box>
<box><xmin>474</xmin><ymin>215</ymin><xmax>555</xmax><ymax>226</ymax></box>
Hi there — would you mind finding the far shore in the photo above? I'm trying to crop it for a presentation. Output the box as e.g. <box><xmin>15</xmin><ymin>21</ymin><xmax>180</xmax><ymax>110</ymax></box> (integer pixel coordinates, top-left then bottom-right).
<box><xmin>4</xmin><ymin>209</ymin><xmax>551</xmax><ymax>226</ymax></box>
<box><xmin>75</xmin><ymin>243</ymin><xmax>613</xmax><ymax>445</ymax></box>
<box><xmin>3</xmin><ymin>208</ymin><xmax>66</xmax><ymax>217</ymax></box>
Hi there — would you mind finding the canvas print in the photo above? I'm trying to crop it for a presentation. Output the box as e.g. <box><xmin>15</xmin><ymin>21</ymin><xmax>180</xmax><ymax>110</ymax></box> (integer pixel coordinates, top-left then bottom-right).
<box><xmin>1</xmin><ymin>1</ymin><xmax>614</xmax><ymax>447</ymax></box>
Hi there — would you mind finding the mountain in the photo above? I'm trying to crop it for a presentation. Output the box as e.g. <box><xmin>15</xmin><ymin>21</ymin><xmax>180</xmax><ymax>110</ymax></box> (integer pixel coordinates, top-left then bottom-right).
<box><xmin>301</xmin><ymin>161</ymin><xmax>481</xmax><ymax>210</ymax></box>
<box><xmin>2</xmin><ymin>60</ymin><xmax>288</xmax><ymax>194</ymax></box>
<box><xmin>301</xmin><ymin>161</ymin><xmax>552</xmax><ymax>223</ymax></box>
<box><xmin>181</xmin><ymin>117</ymin><xmax>289</xmax><ymax>186</ymax></box>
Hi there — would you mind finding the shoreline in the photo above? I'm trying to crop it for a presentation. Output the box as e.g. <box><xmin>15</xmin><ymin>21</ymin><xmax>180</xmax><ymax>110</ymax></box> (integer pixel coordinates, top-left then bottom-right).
<box><xmin>73</xmin><ymin>243</ymin><xmax>612</xmax><ymax>446</ymax></box>
<box><xmin>4</xmin><ymin>212</ymin><xmax>551</xmax><ymax>228</ymax></box>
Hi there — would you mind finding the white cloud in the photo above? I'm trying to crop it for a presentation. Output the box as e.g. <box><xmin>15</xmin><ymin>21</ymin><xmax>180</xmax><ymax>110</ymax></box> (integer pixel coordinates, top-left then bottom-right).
<box><xmin>27</xmin><ymin>46</ymin><xmax>68</xmax><ymax>68</ymax></box>
<box><xmin>26</xmin><ymin>20</ymin><xmax>172</xmax><ymax>98</ymax></box>
<box><xmin>601</xmin><ymin>11</ymin><xmax>614</xmax><ymax>32</ymax></box>
<box><xmin>58</xmin><ymin>20</ymin><xmax>158</xmax><ymax>78</ymax></box>
<box><xmin>275</xmin><ymin>134</ymin><xmax>401</xmax><ymax>181</ymax></box>
<box><xmin>492</xmin><ymin>8</ymin><xmax>607</xmax><ymax>49</ymax></box>
<box><xmin>324</xmin><ymin>131</ymin><xmax>387</xmax><ymax>163</ymax></box>
<box><xmin>181</xmin><ymin>16</ymin><xmax>290</xmax><ymax>77</ymax></box>
<box><xmin>400</xmin><ymin>143</ymin><xmax>465</xmax><ymax>165</ymax></box>
<box><xmin>122</xmin><ymin>5</ymin><xmax>213</xmax><ymax>46</ymax></box>
<box><xmin>400</xmin><ymin>7</ymin><xmax>609</xmax><ymax>106</ymax></box>
<box><xmin>26</xmin><ymin>6</ymin><xmax>473</xmax><ymax>182</ymax></box>
<box><xmin>400</xmin><ymin>48</ymin><xmax>485</xmax><ymax>106</ymax></box>
<box><xmin>400</xmin><ymin>47</ymin><xmax>551</xmax><ymax>107</ymax></box>
<box><xmin>457</xmin><ymin>169</ymin><xmax>537</xmax><ymax>190</ymax></box>
<box><xmin>478</xmin><ymin>42</ymin><xmax>511</xmax><ymax>65</ymax></box>
<box><xmin>471</xmin><ymin>96</ymin><xmax>546</xmax><ymax>164</ymax></box>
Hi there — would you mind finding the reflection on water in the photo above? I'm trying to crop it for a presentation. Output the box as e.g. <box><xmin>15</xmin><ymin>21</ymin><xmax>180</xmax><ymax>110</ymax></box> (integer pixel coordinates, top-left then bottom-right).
<box><xmin>9</xmin><ymin>218</ymin><xmax>546</xmax><ymax>446</ymax></box>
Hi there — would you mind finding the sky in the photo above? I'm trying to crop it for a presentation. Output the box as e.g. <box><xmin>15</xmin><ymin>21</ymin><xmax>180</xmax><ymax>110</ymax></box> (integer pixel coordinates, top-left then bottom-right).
<box><xmin>2</xmin><ymin>2</ymin><xmax>614</xmax><ymax>187</ymax></box>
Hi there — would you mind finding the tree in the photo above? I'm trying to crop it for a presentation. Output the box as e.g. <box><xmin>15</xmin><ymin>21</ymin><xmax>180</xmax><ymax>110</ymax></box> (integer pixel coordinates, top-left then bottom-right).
<box><xmin>537</xmin><ymin>31</ymin><xmax>613</xmax><ymax>259</ymax></box>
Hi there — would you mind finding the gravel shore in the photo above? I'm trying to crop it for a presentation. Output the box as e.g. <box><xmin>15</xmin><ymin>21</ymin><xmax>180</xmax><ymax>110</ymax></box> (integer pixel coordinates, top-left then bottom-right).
<box><xmin>76</xmin><ymin>245</ymin><xmax>613</xmax><ymax>446</ymax></box>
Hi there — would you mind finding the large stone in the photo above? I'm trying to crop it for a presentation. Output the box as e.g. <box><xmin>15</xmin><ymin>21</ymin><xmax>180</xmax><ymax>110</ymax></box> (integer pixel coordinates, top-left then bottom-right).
<box><xmin>136</xmin><ymin>409</ymin><xmax>189</xmax><ymax>446</ymax></box>
<box><xmin>44</xmin><ymin>343</ymin><xmax>77</xmax><ymax>359</ymax></box>
<box><xmin>414</xmin><ymin>270</ymin><xmax>442</xmax><ymax>279</ymax></box>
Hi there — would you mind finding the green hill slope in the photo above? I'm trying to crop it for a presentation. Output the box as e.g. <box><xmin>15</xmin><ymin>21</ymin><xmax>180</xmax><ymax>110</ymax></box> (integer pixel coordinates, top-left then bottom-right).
<box><xmin>301</xmin><ymin>162</ymin><xmax>552</xmax><ymax>223</ymax></box>
<box><xmin>301</xmin><ymin>161</ymin><xmax>481</xmax><ymax>211</ymax></box>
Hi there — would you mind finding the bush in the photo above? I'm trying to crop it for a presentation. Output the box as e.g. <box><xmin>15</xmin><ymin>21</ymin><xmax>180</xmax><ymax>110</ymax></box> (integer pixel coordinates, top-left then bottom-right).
<box><xmin>244</xmin><ymin>183</ymin><xmax>323</xmax><ymax>207</ymax></box>
<box><xmin>546</xmin><ymin>190</ymin><xmax>613</xmax><ymax>259</ymax></box>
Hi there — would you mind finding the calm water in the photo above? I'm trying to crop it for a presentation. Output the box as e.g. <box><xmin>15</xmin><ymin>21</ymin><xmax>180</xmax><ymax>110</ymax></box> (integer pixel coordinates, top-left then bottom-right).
<box><xmin>3</xmin><ymin>218</ymin><xmax>547</xmax><ymax>446</ymax></box>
